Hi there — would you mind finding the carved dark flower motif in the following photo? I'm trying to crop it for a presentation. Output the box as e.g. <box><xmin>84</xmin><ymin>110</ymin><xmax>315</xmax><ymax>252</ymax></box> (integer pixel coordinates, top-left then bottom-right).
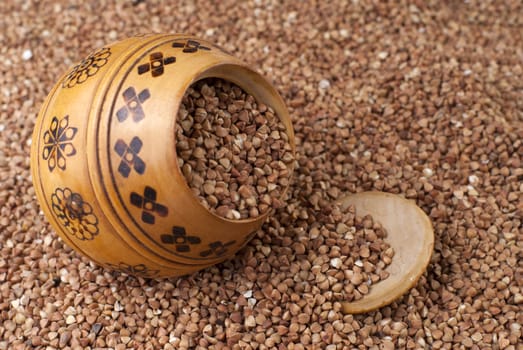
<box><xmin>62</xmin><ymin>47</ymin><xmax>111</xmax><ymax>88</ymax></box>
<box><xmin>160</xmin><ymin>226</ymin><xmax>201</xmax><ymax>253</ymax></box>
<box><xmin>200</xmin><ymin>240</ymin><xmax>236</xmax><ymax>258</ymax></box>
<box><xmin>130</xmin><ymin>186</ymin><xmax>168</xmax><ymax>225</ymax></box>
<box><xmin>172</xmin><ymin>39</ymin><xmax>211</xmax><ymax>53</ymax></box>
<box><xmin>42</xmin><ymin>115</ymin><xmax>77</xmax><ymax>172</ymax></box>
<box><xmin>51</xmin><ymin>188</ymin><xmax>99</xmax><ymax>241</ymax></box>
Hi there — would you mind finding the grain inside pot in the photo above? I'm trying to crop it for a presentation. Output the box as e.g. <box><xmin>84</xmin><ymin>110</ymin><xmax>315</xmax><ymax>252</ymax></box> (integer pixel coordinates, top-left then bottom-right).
<box><xmin>175</xmin><ymin>78</ymin><xmax>294</xmax><ymax>220</ymax></box>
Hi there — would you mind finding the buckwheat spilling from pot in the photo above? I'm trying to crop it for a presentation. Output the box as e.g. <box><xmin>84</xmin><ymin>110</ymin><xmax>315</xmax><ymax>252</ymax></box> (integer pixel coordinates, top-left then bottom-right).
<box><xmin>176</xmin><ymin>78</ymin><xmax>294</xmax><ymax>220</ymax></box>
<box><xmin>266</xmin><ymin>203</ymin><xmax>395</xmax><ymax>303</ymax></box>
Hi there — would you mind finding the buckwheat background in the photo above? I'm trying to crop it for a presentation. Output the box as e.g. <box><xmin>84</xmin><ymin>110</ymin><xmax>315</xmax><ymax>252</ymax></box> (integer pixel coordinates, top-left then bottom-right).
<box><xmin>0</xmin><ymin>1</ymin><xmax>522</xmax><ymax>349</ymax></box>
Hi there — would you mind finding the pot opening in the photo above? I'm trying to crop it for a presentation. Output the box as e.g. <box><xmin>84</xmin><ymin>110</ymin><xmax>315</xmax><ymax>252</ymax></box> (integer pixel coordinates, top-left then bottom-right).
<box><xmin>174</xmin><ymin>73</ymin><xmax>295</xmax><ymax>222</ymax></box>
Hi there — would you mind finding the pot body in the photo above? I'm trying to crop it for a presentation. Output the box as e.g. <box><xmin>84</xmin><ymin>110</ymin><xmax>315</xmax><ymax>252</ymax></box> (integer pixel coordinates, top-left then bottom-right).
<box><xmin>31</xmin><ymin>34</ymin><xmax>295</xmax><ymax>278</ymax></box>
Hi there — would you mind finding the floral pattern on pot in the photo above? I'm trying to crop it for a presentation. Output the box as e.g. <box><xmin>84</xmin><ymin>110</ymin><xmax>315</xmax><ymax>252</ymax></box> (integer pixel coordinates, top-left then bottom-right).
<box><xmin>62</xmin><ymin>47</ymin><xmax>111</xmax><ymax>88</ymax></box>
<box><xmin>129</xmin><ymin>186</ymin><xmax>168</xmax><ymax>225</ymax></box>
<box><xmin>172</xmin><ymin>39</ymin><xmax>211</xmax><ymax>53</ymax></box>
<box><xmin>160</xmin><ymin>226</ymin><xmax>201</xmax><ymax>253</ymax></box>
<box><xmin>116</xmin><ymin>87</ymin><xmax>151</xmax><ymax>123</ymax></box>
<box><xmin>137</xmin><ymin>52</ymin><xmax>176</xmax><ymax>77</ymax></box>
<box><xmin>51</xmin><ymin>187</ymin><xmax>99</xmax><ymax>240</ymax></box>
<box><xmin>200</xmin><ymin>240</ymin><xmax>236</xmax><ymax>258</ymax></box>
<box><xmin>114</xmin><ymin>136</ymin><xmax>146</xmax><ymax>178</ymax></box>
<box><xmin>42</xmin><ymin>115</ymin><xmax>77</xmax><ymax>172</ymax></box>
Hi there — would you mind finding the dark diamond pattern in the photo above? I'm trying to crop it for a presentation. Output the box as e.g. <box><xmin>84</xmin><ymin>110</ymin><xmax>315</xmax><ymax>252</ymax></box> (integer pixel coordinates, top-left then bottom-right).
<box><xmin>200</xmin><ymin>240</ymin><xmax>236</xmax><ymax>258</ymax></box>
<box><xmin>172</xmin><ymin>39</ymin><xmax>211</xmax><ymax>53</ymax></box>
<box><xmin>114</xmin><ymin>137</ymin><xmax>146</xmax><ymax>177</ymax></box>
<box><xmin>161</xmin><ymin>226</ymin><xmax>201</xmax><ymax>253</ymax></box>
<box><xmin>137</xmin><ymin>52</ymin><xmax>176</xmax><ymax>77</ymax></box>
<box><xmin>130</xmin><ymin>186</ymin><xmax>168</xmax><ymax>224</ymax></box>
<box><xmin>116</xmin><ymin>87</ymin><xmax>151</xmax><ymax>123</ymax></box>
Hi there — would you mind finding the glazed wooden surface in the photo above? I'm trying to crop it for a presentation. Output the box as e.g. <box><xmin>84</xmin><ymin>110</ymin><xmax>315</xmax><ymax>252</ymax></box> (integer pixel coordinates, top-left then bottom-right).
<box><xmin>31</xmin><ymin>34</ymin><xmax>295</xmax><ymax>278</ymax></box>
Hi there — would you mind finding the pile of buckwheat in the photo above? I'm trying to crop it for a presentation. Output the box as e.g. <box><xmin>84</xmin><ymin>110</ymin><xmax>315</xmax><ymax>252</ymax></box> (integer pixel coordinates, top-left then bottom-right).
<box><xmin>176</xmin><ymin>78</ymin><xmax>294</xmax><ymax>220</ymax></box>
<box><xmin>1</xmin><ymin>1</ymin><xmax>522</xmax><ymax>349</ymax></box>
<box><xmin>266</xmin><ymin>203</ymin><xmax>395</xmax><ymax>304</ymax></box>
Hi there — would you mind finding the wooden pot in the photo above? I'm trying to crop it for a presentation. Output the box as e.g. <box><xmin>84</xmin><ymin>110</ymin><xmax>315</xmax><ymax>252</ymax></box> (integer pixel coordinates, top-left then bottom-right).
<box><xmin>31</xmin><ymin>33</ymin><xmax>295</xmax><ymax>278</ymax></box>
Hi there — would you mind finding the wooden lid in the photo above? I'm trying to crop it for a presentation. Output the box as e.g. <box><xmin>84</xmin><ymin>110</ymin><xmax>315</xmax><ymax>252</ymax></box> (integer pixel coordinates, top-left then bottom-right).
<box><xmin>336</xmin><ymin>191</ymin><xmax>434</xmax><ymax>314</ymax></box>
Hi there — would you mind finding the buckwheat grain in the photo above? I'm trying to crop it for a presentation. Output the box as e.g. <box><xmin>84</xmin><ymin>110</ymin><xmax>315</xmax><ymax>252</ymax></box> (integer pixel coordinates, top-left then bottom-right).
<box><xmin>176</xmin><ymin>78</ymin><xmax>294</xmax><ymax>220</ymax></box>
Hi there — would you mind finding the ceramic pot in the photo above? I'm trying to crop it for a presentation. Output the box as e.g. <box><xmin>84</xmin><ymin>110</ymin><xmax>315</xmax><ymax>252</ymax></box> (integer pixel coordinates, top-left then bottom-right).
<box><xmin>30</xmin><ymin>33</ymin><xmax>295</xmax><ymax>278</ymax></box>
